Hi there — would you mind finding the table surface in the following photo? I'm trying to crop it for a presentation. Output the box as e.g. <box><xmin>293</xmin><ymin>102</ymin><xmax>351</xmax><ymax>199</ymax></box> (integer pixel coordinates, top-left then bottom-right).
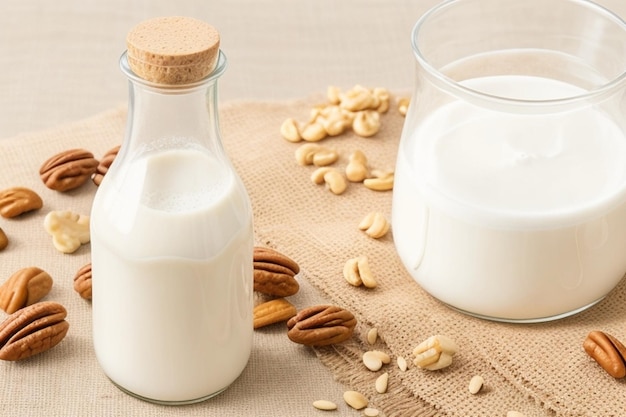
<box><xmin>2</xmin><ymin>1</ymin><xmax>626</xmax><ymax>416</ymax></box>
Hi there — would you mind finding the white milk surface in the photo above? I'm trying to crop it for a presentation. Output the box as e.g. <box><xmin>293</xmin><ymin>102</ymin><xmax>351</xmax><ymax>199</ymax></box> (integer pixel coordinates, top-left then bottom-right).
<box><xmin>393</xmin><ymin>75</ymin><xmax>626</xmax><ymax>321</ymax></box>
<box><xmin>90</xmin><ymin>147</ymin><xmax>253</xmax><ymax>402</ymax></box>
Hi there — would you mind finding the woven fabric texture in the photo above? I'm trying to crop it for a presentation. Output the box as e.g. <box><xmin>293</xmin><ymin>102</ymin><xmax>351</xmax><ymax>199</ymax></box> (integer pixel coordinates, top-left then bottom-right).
<box><xmin>1</xmin><ymin>97</ymin><xmax>625</xmax><ymax>416</ymax></box>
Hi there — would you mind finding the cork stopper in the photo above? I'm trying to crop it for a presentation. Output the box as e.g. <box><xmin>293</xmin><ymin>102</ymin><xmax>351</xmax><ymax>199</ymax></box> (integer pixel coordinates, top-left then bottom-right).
<box><xmin>126</xmin><ymin>16</ymin><xmax>220</xmax><ymax>85</ymax></box>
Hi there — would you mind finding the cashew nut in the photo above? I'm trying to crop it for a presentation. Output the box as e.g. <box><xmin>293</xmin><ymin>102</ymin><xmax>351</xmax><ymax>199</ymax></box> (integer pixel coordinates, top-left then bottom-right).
<box><xmin>352</xmin><ymin>110</ymin><xmax>381</xmax><ymax>137</ymax></box>
<box><xmin>311</xmin><ymin>167</ymin><xmax>347</xmax><ymax>195</ymax></box>
<box><xmin>327</xmin><ymin>85</ymin><xmax>342</xmax><ymax>105</ymax></box>
<box><xmin>363</xmin><ymin>171</ymin><xmax>394</xmax><ymax>191</ymax></box>
<box><xmin>358</xmin><ymin>212</ymin><xmax>390</xmax><ymax>239</ymax></box>
<box><xmin>340</xmin><ymin>85</ymin><xmax>377</xmax><ymax>112</ymax></box>
<box><xmin>372</xmin><ymin>87</ymin><xmax>390</xmax><ymax>113</ymax></box>
<box><xmin>398</xmin><ymin>97</ymin><xmax>411</xmax><ymax>116</ymax></box>
<box><xmin>295</xmin><ymin>144</ymin><xmax>321</xmax><ymax>166</ymax></box>
<box><xmin>296</xmin><ymin>144</ymin><xmax>338</xmax><ymax>166</ymax></box>
<box><xmin>300</xmin><ymin>121</ymin><xmax>327</xmax><ymax>142</ymax></box>
<box><xmin>280</xmin><ymin>118</ymin><xmax>302</xmax><ymax>142</ymax></box>
<box><xmin>346</xmin><ymin>150</ymin><xmax>369</xmax><ymax>182</ymax></box>
<box><xmin>343</xmin><ymin>257</ymin><xmax>362</xmax><ymax>286</ymax></box>
<box><xmin>312</xmin><ymin>148</ymin><xmax>339</xmax><ymax>166</ymax></box>
<box><xmin>318</xmin><ymin>106</ymin><xmax>352</xmax><ymax>136</ymax></box>
<box><xmin>343</xmin><ymin>255</ymin><xmax>377</xmax><ymax>289</ymax></box>
<box><xmin>44</xmin><ymin>210</ymin><xmax>90</xmax><ymax>254</ymax></box>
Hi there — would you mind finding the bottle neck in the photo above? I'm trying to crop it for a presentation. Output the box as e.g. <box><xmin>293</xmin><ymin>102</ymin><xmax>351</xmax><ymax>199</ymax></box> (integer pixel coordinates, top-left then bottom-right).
<box><xmin>119</xmin><ymin>51</ymin><xmax>227</xmax><ymax>157</ymax></box>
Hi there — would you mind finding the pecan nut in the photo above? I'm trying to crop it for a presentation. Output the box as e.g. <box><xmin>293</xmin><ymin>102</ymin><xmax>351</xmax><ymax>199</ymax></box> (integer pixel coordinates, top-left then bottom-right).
<box><xmin>73</xmin><ymin>263</ymin><xmax>92</xmax><ymax>300</ymax></box>
<box><xmin>92</xmin><ymin>145</ymin><xmax>120</xmax><ymax>186</ymax></box>
<box><xmin>253</xmin><ymin>298</ymin><xmax>297</xmax><ymax>329</ymax></box>
<box><xmin>0</xmin><ymin>227</ymin><xmax>7</xmax><ymax>251</ymax></box>
<box><xmin>286</xmin><ymin>305</ymin><xmax>357</xmax><ymax>346</ymax></box>
<box><xmin>0</xmin><ymin>267</ymin><xmax>53</xmax><ymax>314</ymax></box>
<box><xmin>583</xmin><ymin>330</ymin><xmax>626</xmax><ymax>378</ymax></box>
<box><xmin>0</xmin><ymin>187</ymin><xmax>43</xmax><ymax>218</ymax></box>
<box><xmin>39</xmin><ymin>148</ymin><xmax>99</xmax><ymax>191</ymax></box>
<box><xmin>253</xmin><ymin>247</ymin><xmax>300</xmax><ymax>297</ymax></box>
<box><xmin>0</xmin><ymin>301</ymin><xmax>69</xmax><ymax>361</ymax></box>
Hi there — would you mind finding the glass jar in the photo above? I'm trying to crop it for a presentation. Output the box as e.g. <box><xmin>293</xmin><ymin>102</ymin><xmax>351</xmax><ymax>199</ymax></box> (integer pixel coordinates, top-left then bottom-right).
<box><xmin>392</xmin><ymin>0</ymin><xmax>626</xmax><ymax>322</ymax></box>
<box><xmin>90</xmin><ymin>18</ymin><xmax>253</xmax><ymax>403</ymax></box>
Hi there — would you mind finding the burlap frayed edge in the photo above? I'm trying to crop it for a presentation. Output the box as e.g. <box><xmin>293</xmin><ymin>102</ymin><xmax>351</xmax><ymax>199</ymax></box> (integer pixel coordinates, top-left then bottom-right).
<box><xmin>313</xmin><ymin>339</ymin><xmax>440</xmax><ymax>417</ymax></box>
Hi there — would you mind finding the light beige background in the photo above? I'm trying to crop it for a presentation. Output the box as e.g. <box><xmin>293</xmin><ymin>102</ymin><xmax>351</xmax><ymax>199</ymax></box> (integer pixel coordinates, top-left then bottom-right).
<box><xmin>2</xmin><ymin>0</ymin><xmax>624</xmax><ymax>139</ymax></box>
<box><xmin>1</xmin><ymin>1</ymin><xmax>626</xmax><ymax>417</ymax></box>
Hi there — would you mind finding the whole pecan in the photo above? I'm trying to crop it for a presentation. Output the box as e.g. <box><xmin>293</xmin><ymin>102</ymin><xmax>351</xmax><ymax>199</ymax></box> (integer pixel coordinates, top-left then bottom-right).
<box><xmin>0</xmin><ymin>267</ymin><xmax>53</xmax><ymax>314</ymax></box>
<box><xmin>0</xmin><ymin>227</ymin><xmax>7</xmax><ymax>251</ymax></box>
<box><xmin>254</xmin><ymin>246</ymin><xmax>300</xmax><ymax>297</ymax></box>
<box><xmin>92</xmin><ymin>145</ymin><xmax>121</xmax><ymax>186</ymax></box>
<box><xmin>287</xmin><ymin>305</ymin><xmax>357</xmax><ymax>346</ymax></box>
<box><xmin>583</xmin><ymin>330</ymin><xmax>626</xmax><ymax>378</ymax></box>
<box><xmin>73</xmin><ymin>263</ymin><xmax>92</xmax><ymax>300</ymax></box>
<box><xmin>0</xmin><ymin>187</ymin><xmax>43</xmax><ymax>218</ymax></box>
<box><xmin>0</xmin><ymin>301</ymin><xmax>69</xmax><ymax>361</ymax></box>
<box><xmin>39</xmin><ymin>148</ymin><xmax>99</xmax><ymax>192</ymax></box>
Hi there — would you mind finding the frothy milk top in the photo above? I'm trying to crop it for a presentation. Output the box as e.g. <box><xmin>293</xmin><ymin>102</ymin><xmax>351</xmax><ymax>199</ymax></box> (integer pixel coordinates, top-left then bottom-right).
<box><xmin>126</xmin><ymin>16</ymin><xmax>220</xmax><ymax>84</ymax></box>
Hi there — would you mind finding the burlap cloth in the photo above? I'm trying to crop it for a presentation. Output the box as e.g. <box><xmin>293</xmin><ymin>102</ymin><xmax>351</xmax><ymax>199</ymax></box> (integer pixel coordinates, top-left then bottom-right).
<box><xmin>1</xmin><ymin>94</ymin><xmax>625</xmax><ymax>416</ymax></box>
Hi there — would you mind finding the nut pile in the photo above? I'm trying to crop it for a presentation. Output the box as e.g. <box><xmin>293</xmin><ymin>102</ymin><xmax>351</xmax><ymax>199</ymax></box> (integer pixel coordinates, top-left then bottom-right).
<box><xmin>283</xmin><ymin>85</ymin><xmax>398</xmax><ymax>197</ymax></box>
<box><xmin>295</xmin><ymin>142</ymin><xmax>395</xmax><ymax>196</ymax></box>
<box><xmin>252</xmin><ymin>246</ymin><xmax>358</xmax><ymax>347</ymax></box>
<box><xmin>280</xmin><ymin>85</ymin><xmax>390</xmax><ymax>143</ymax></box>
<box><xmin>0</xmin><ymin>145</ymin><xmax>121</xmax><ymax>361</ymax></box>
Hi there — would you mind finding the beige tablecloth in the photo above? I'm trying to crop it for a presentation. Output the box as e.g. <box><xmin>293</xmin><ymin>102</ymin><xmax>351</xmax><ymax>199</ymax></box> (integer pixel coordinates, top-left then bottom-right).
<box><xmin>2</xmin><ymin>1</ymin><xmax>626</xmax><ymax>417</ymax></box>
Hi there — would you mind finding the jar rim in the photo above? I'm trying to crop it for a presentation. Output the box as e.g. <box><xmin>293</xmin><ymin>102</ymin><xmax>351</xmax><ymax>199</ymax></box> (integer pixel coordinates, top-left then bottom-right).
<box><xmin>411</xmin><ymin>0</ymin><xmax>626</xmax><ymax>110</ymax></box>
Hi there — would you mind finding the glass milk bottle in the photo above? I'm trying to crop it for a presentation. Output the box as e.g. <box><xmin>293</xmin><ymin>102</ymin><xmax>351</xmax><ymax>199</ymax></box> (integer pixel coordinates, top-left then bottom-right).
<box><xmin>392</xmin><ymin>0</ymin><xmax>626</xmax><ymax>322</ymax></box>
<box><xmin>90</xmin><ymin>17</ymin><xmax>253</xmax><ymax>404</ymax></box>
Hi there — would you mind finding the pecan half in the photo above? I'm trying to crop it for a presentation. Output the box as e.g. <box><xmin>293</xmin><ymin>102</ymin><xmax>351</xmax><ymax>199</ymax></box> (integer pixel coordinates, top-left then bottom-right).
<box><xmin>92</xmin><ymin>145</ymin><xmax>120</xmax><ymax>186</ymax></box>
<box><xmin>0</xmin><ymin>301</ymin><xmax>69</xmax><ymax>361</ymax></box>
<box><xmin>0</xmin><ymin>227</ymin><xmax>7</xmax><ymax>251</ymax></box>
<box><xmin>0</xmin><ymin>187</ymin><xmax>43</xmax><ymax>218</ymax></box>
<box><xmin>0</xmin><ymin>267</ymin><xmax>53</xmax><ymax>314</ymax></box>
<box><xmin>39</xmin><ymin>148</ymin><xmax>99</xmax><ymax>191</ymax></box>
<box><xmin>253</xmin><ymin>247</ymin><xmax>300</xmax><ymax>297</ymax></box>
<box><xmin>287</xmin><ymin>305</ymin><xmax>357</xmax><ymax>346</ymax></box>
<box><xmin>253</xmin><ymin>298</ymin><xmax>297</xmax><ymax>329</ymax></box>
<box><xmin>583</xmin><ymin>330</ymin><xmax>626</xmax><ymax>378</ymax></box>
<box><xmin>73</xmin><ymin>263</ymin><xmax>92</xmax><ymax>300</ymax></box>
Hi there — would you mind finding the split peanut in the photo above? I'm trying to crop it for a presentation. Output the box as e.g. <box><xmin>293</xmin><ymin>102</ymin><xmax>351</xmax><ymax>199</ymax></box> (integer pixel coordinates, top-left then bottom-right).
<box><xmin>468</xmin><ymin>375</ymin><xmax>484</xmax><ymax>394</ymax></box>
<box><xmin>343</xmin><ymin>390</ymin><xmax>368</xmax><ymax>410</ymax></box>
<box><xmin>367</xmin><ymin>327</ymin><xmax>378</xmax><ymax>345</ymax></box>
<box><xmin>312</xmin><ymin>399</ymin><xmax>337</xmax><ymax>411</ymax></box>
<box><xmin>397</xmin><ymin>355</ymin><xmax>408</xmax><ymax>372</ymax></box>
<box><xmin>364</xmin><ymin>408</ymin><xmax>381</xmax><ymax>417</ymax></box>
<box><xmin>375</xmin><ymin>372</ymin><xmax>389</xmax><ymax>394</ymax></box>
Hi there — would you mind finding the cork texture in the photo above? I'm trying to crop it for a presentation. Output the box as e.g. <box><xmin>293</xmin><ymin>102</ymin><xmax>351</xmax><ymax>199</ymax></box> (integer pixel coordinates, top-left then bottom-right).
<box><xmin>126</xmin><ymin>16</ymin><xmax>220</xmax><ymax>84</ymax></box>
